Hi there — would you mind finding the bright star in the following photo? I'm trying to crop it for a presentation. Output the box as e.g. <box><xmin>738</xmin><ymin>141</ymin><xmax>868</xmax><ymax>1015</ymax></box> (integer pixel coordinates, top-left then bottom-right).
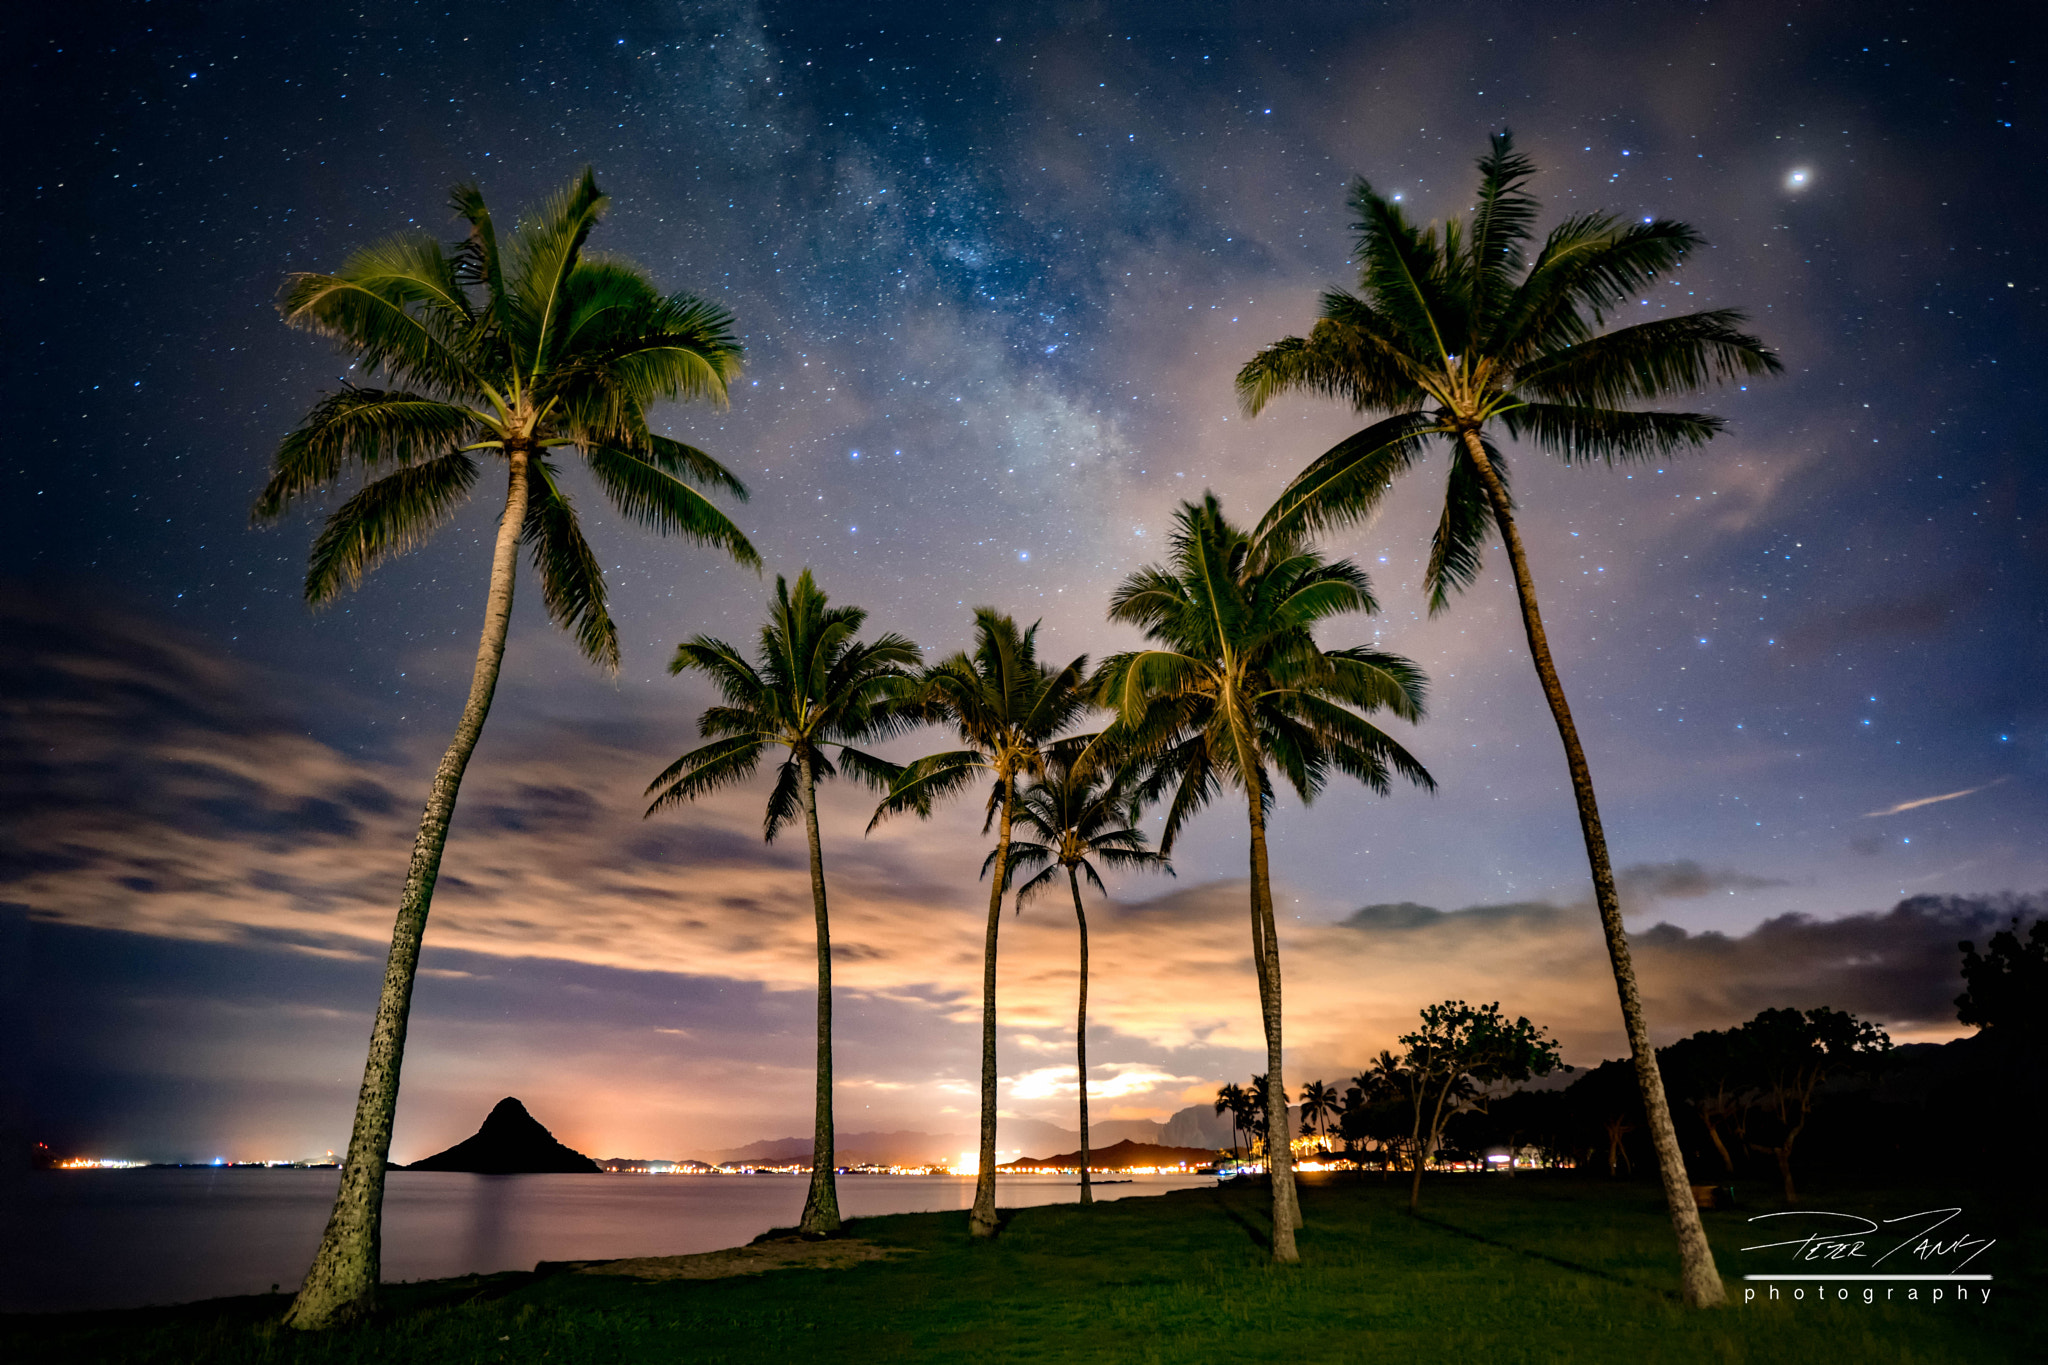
<box><xmin>1785</xmin><ymin>167</ymin><xmax>1812</xmax><ymax>191</ymax></box>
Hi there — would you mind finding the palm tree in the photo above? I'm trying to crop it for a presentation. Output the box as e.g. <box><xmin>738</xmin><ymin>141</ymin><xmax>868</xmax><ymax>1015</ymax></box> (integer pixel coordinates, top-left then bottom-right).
<box><xmin>987</xmin><ymin>750</ymin><xmax>1171</xmax><ymax>1203</ymax></box>
<box><xmin>1214</xmin><ymin>1082</ymin><xmax>1250</xmax><ymax>1161</ymax></box>
<box><xmin>1097</xmin><ymin>494</ymin><xmax>1433</xmax><ymax>1262</ymax></box>
<box><xmin>1358</xmin><ymin>1052</ymin><xmax>1414</xmax><ymax>1175</ymax></box>
<box><xmin>1246</xmin><ymin>1073</ymin><xmax>1272</xmax><ymax>1151</ymax></box>
<box><xmin>1235</xmin><ymin>131</ymin><xmax>1777</xmax><ymax>1306</ymax></box>
<box><xmin>256</xmin><ymin>170</ymin><xmax>755</xmax><ymax>1330</ymax></box>
<box><xmin>871</xmin><ymin>610</ymin><xmax>1092</xmax><ymax>1238</ymax></box>
<box><xmin>644</xmin><ymin>569</ymin><xmax>917</xmax><ymax>1235</ymax></box>
<box><xmin>1298</xmin><ymin>1079</ymin><xmax>1340</xmax><ymax>1150</ymax></box>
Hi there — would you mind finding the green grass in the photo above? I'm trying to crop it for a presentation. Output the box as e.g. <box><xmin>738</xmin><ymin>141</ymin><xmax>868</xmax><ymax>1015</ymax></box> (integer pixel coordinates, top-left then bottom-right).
<box><xmin>7</xmin><ymin>1174</ymin><xmax>2037</xmax><ymax>1363</ymax></box>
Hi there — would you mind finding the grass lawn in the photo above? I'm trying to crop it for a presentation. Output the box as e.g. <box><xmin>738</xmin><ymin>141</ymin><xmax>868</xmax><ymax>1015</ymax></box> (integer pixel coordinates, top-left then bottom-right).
<box><xmin>6</xmin><ymin>1173</ymin><xmax>2036</xmax><ymax>1363</ymax></box>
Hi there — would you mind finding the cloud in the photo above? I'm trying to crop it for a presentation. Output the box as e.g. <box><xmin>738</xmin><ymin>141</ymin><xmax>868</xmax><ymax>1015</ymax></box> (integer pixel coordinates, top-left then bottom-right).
<box><xmin>1616</xmin><ymin>860</ymin><xmax>1790</xmax><ymax>907</ymax></box>
<box><xmin>1312</xmin><ymin>891</ymin><xmax>2035</xmax><ymax>1064</ymax></box>
<box><xmin>9</xmin><ymin>598</ymin><xmax>2027</xmax><ymax>1160</ymax></box>
<box><xmin>1006</xmin><ymin>1064</ymin><xmax>1205</xmax><ymax>1103</ymax></box>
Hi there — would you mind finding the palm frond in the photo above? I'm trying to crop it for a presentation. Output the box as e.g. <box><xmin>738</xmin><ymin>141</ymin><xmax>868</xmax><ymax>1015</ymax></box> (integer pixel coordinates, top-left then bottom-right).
<box><xmin>869</xmin><ymin>750</ymin><xmax>985</xmax><ymax>830</ymax></box>
<box><xmin>1096</xmin><ymin>650</ymin><xmax>1209</xmax><ymax>726</ymax></box>
<box><xmin>511</xmin><ymin>168</ymin><xmax>608</xmax><ymax>374</ymax></box>
<box><xmin>279</xmin><ymin>236</ymin><xmax>478</xmax><ymax>393</ymax></box>
<box><xmin>256</xmin><ymin>388</ymin><xmax>481</xmax><ymax>521</ymax></box>
<box><xmin>1235</xmin><ymin>292</ymin><xmax>1425</xmax><ymax>416</ymax></box>
<box><xmin>640</xmin><ymin>434</ymin><xmax>750</xmax><ymax>501</ymax></box>
<box><xmin>669</xmin><ymin>636</ymin><xmax>767</xmax><ymax>708</ymax></box>
<box><xmin>1265</xmin><ymin>559</ymin><xmax>1379</xmax><ymax>630</ymax></box>
<box><xmin>644</xmin><ymin>734</ymin><xmax>767</xmax><ymax>815</ymax></box>
<box><xmin>303</xmin><ymin>452</ymin><xmax>480</xmax><ymax>603</ymax></box>
<box><xmin>831</xmin><ymin>743</ymin><xmax>904</xmax><ymax>793</ymax></box>
<box><xmin>1150</xmin><ymin>736</ymin><xmax>1221</xmax><ymax>854</ymax></box>
<box><xmin>274</xmin><ymin>174</ymin><xmax>750</xmax><ymax>682</ymax></box>
<box><xmin>1498</xmin><ymin>403</ymin><xmax>1724</xmax><ymax>464</ymax></box>
<box><xmin>1291</xmin><ymin>694</ymin><xmax>1435</xmax><ymax>795</ymax></box>
<box><xmin>1466</xmin><ymin>130</ymin><xmax>1542</xmax><ymax>338</ymax></box>
<box><xmin>1535</xmin><ymin>218</ymin><xmax>1703</xmax><ymax>325</ymax></box>
<box><xmin>1320</xmin><ymin>646</ymin><xmax>1431</xmax><ymax>721</ymax></box>
<box><xmin>1424</xmin><ymin>436</ymin><xmax>1506</xmax><ymax>615</ymax></box>
<box><xmin>585</xmin><ymin>445</ymin><xmax>760</xmax><ymax>569</ymax></box>
<box><xmin>985</xmin><ymin>839</ymin><xmax>1054</xmax><ymax>891</ymax></box>
<box><xmin>1350</xmin><ymin>181</ymin><xmax>1461</xmax><ymax>362</ymax></box>
<box><xmin>1255</xmin><ymin>411</ymin><xmax>1438</xmax><ymax>548</ymax></box>
<box><xmin>1515</xmin><ymin>310</ymin><xmax>1781</xmax><ymax>408</ymax></box>
<box><xmin>762</xmin><ymin>757</ymin><xmax>803</xmax><ymax>843</ymax></box>
<box><xmin>447</xmin><ymin>181</ymin><xmax>506</xmax><ymax>305</ymax></box>
<box><xmin>1013</xmin><ymin>861</ymin><xmax>1065</xmax><ymax>903</ymax></box>
<box><xmin>521</xmin><ymin>461</ymin><xmax>618</xmax><ymax>670</ymax></box>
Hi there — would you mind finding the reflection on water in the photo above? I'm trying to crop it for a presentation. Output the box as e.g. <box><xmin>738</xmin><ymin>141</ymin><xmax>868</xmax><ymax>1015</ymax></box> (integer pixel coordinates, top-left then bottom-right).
<box><xmin>4</xmin><ymin>1168</ymin><xmax>1213</xmax><ymax>1313</ymax></box>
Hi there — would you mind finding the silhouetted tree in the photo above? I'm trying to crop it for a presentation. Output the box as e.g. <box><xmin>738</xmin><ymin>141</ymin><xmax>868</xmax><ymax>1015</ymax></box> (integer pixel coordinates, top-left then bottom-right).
<box><xmin>1397</xmin><ymin>1000</ymin><xmax>1562</xmax><ymax>1210</ymax></box>
<box><xmin>1657</xmin><ymin>1028</ymin><xmax>1752</xmax><ymax>1178</ymax></box>
<box><xmin>1350</xmin><ymin>1052</ymin><xmax>1419</xmax><ymax>1174</ymax></box>
<box><xmin>1738</xmin><ymin>1007</ymin><xmax>1890</xmax><ymax>1202</ymax></box>
<box><xmin>1564</xmin><ymin>1059</ymin><xmax>1648</xmax><ymax>1178</ymax></box>
<box><xmin>1957</xmin><ymin>917</ymin><xmax>2048</xmax><ymax>1040</ymax></box>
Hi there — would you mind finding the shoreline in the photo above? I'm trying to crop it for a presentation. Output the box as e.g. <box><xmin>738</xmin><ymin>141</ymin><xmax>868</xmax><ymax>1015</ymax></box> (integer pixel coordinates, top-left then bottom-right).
<box><xmin>6</xmin><ymin>1174</ymin><xmax>2031</xmax><ymax>1364</ymax></box>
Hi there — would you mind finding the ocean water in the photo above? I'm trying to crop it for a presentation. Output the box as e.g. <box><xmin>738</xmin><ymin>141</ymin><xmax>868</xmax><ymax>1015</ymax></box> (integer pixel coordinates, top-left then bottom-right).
<box><xmin>3</xmin><ymin>1168</ymin><xmax>1214</xmax><ymax>1314</ymax></box>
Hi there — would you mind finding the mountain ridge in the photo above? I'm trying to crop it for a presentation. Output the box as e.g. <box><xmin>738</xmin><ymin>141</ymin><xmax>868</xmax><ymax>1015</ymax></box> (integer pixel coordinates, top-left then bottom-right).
<box><xmin>700</xmin><ymin>1104</ymin><xmax>1235</xmax><ymax>1167</ymax></box>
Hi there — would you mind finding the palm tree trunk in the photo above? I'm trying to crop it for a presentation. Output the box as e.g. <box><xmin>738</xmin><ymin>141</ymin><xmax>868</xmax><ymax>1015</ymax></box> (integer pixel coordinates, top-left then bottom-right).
<box><xmin>1068</xmin><ymin>866</ymin><xmax>1092</xmax><ymax>1206</ymax></box>
<box><xmin>969</xmin><ymin>783</ymin><xmax>1014</xmax><ymax>1239</ymax></box>
<box><xmin>1245</xmin><ymin>779</ymin><xmax>1300</xmax><ymax>1261</ymax></box>
<box><xmin>796</xmin><ymin>747</ymin><xmax>842</xmax><ymax>1235</ymax></box>
<box><xmin>286</xmin><ymin>449</ymin><xmax>531</xmax><ymax>1331</ymax></box>
<box><xmin>1459</xmin><ymin>429</ymin><xmax>1726</xmax><ymax>1308</ymax></box>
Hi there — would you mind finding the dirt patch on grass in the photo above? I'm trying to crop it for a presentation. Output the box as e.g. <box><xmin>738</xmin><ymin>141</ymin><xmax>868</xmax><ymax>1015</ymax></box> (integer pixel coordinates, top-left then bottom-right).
<box><xmin>561</xmin><ymin>1238</ymin><xmax>913</xmax><ymax>1282</ymax></box>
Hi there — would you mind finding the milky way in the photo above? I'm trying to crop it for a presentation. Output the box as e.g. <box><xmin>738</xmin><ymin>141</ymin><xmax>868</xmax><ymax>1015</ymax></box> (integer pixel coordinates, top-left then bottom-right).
<box><xmin>9</xmin><ymin>0</ymin><xmax>2045</xmax><ymax>1159</ymax></box>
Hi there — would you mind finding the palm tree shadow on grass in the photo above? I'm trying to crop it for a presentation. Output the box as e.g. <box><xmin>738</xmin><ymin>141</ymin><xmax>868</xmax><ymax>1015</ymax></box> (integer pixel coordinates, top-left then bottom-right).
<box><xmin>1206</xmin><ymin>1182</ymin><xmax>1278</xmax><ymax>1254</ymax></box>
<box><xmin>1407</xmin><ymin>1210</ymin><xmax>1676</xmax><ymax>1299</ymax></box>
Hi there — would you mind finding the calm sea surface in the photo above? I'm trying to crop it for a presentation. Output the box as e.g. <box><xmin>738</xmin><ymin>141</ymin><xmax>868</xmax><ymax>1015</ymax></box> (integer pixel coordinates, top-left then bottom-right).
<box><xmin>4</xmin><ymin>1169</ymin><xmax>1214</xmax><ymax>1313</ymax></box>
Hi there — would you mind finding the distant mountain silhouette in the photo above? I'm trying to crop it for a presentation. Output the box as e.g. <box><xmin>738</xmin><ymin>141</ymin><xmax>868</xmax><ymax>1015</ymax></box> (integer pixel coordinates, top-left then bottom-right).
<box><xmin>1001</xmin><ymin>1138</ymin><xmax>1220</xmax><ymax>1170</ymax></box>
<box><xmin>406</xmin><ymin>1098</ymin><xmax>599</xmax><ymax>1173</ymax></box>
<box><xmin>702</xmin><ymin>1105</ymin><xmax>1236</xmax><ymax>1168</ymax></box>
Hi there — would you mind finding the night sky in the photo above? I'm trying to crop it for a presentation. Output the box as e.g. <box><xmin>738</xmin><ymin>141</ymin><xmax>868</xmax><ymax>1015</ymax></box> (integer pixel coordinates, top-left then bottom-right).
<box><xmin>9</xmin><ymin>0</ymin><xmax>2045</xmax><ymax>1165</ymax></box>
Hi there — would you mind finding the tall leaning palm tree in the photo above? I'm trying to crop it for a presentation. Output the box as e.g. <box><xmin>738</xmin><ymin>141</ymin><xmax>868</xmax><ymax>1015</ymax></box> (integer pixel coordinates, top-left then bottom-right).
<box><xmin>256</xmin><ymin>170</ymin><xmax>756</xmax><ymax>1331</ymax></box>
<box><xmin>1236</xmin><ymin>131</ymin><xmax>1778</xmax><ymax>1306</ymax></box>
<box><xmin>987</xmin><ymin>749</ymin><xmax>1171</xmax><ymax>1203</ymax></box>
<box><xmin>871</xmin><ymin>610</ymin><xmax>1092</xmax><ymax>1238</ymax></box>
<box><xmin>644</xmin><ymin>569</ymin><xmax>917</xmax><ymax>1235</ymax></box>
<box><xmin>1097</xmin><ymin>494</ymin><xmax>1432</xmax><ymax>1261</ymax></box>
